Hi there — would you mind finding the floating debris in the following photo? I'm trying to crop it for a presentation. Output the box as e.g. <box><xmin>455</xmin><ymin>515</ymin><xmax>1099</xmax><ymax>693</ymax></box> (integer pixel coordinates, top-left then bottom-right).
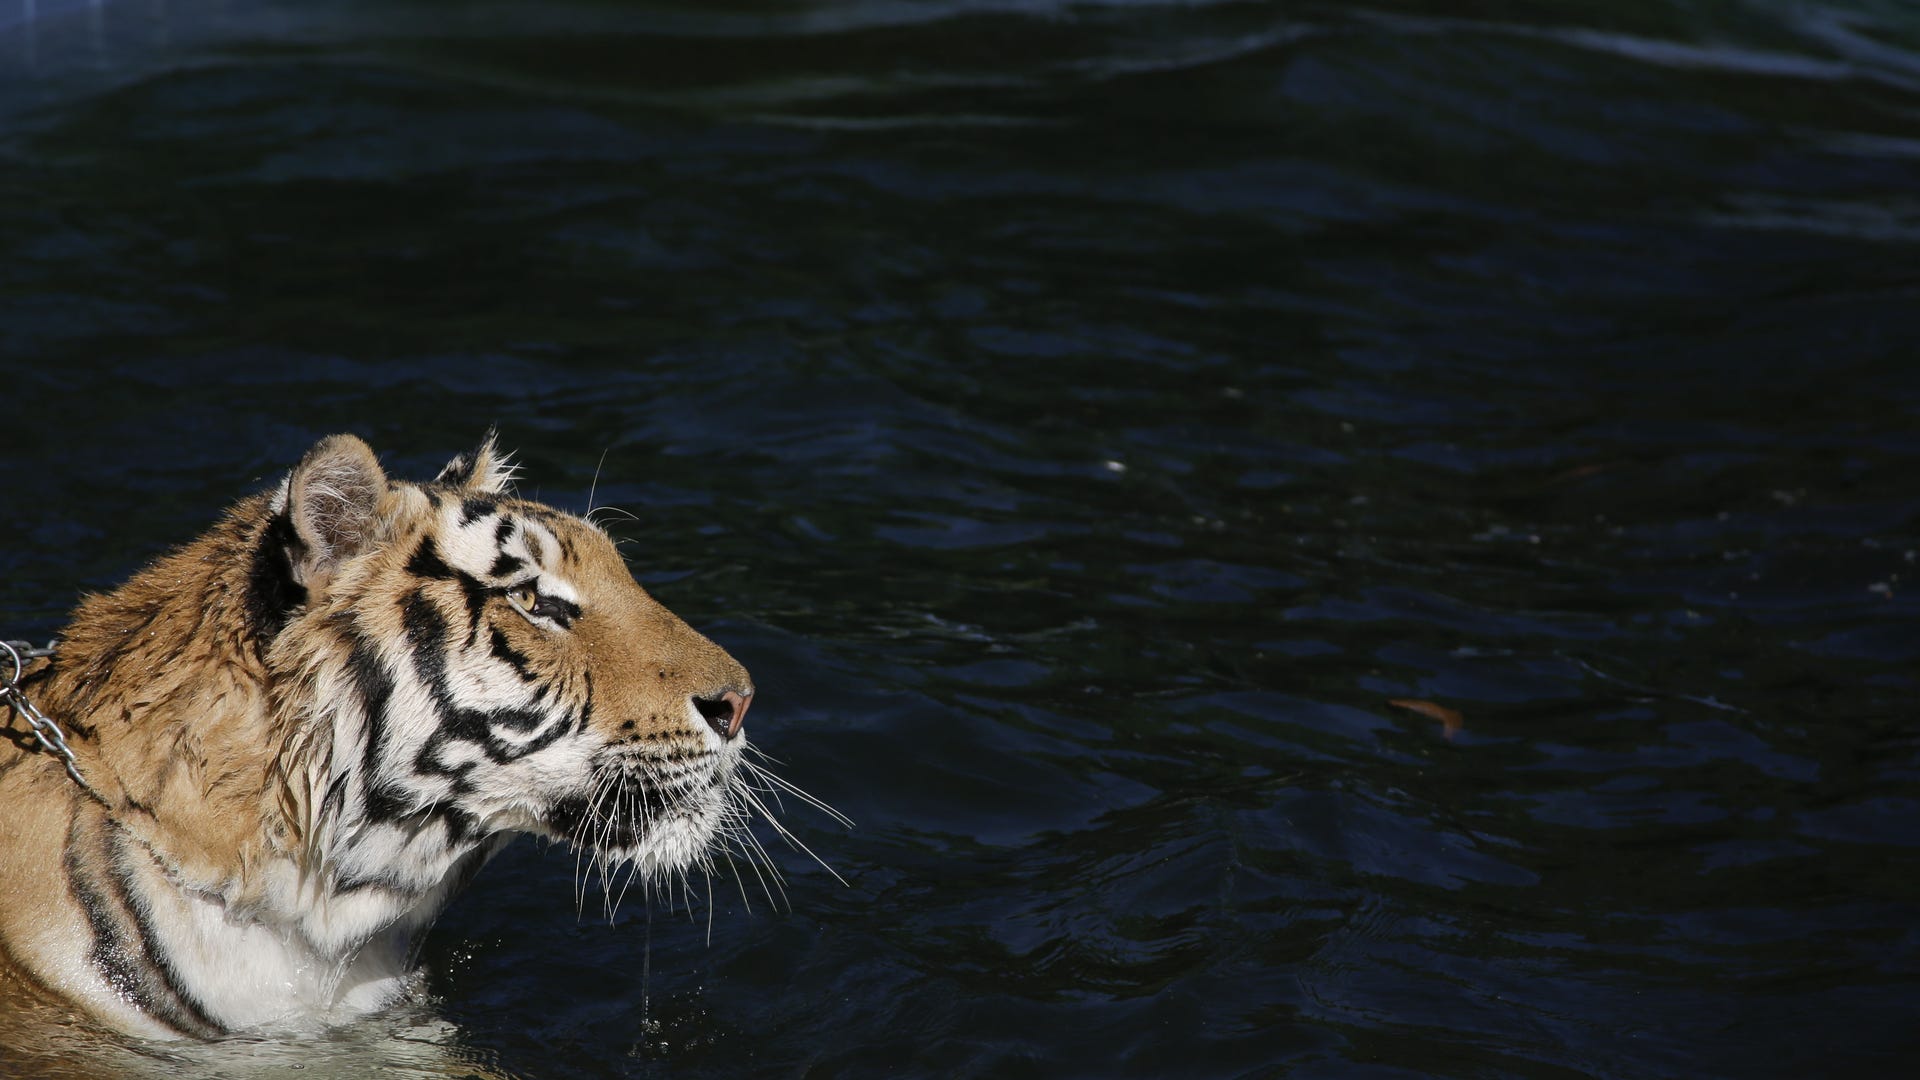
<box><xmin>1389</xmin><ymin>698</ymin><xmax>1464</xmax><ymax>741</ymax></box>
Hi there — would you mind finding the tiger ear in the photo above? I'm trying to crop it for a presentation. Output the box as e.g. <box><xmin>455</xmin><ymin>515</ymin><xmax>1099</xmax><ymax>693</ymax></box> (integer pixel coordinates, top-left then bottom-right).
<box><xmin>282</xmin><ymin>434</ymin><xmax>388</xmax><ymax>592</ymax></box>
<box><xmin>434</xmin><ymin>429</ymin><xmax>516</xmax><ymax>494</ymax></box>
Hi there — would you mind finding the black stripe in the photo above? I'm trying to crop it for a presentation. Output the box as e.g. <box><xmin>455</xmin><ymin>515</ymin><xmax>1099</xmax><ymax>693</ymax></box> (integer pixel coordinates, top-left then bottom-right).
<box><xmin>411</xmin><ymin>731</ymin><xmax>479</xmax><ymax>790</ymax></box>
<box><xmin>575</xmin><ymin>670</ymin><xmax>595</xmax><ymax>734</ymax></box>
<box><xmin>243</xmin><ymin>511</ymin><xmax>306</xmax><ymax>639</ymax></box>
<box><xmin>480</xmin><ymin>704</ymin><xmax>549</xmax><ymax>734</ymax></box>
<box><xmin>408</xmin><ymin>538</ymin><xmax>491</xmax><ymax>636</ymax></box>
<box><xmin>459</xmin><ymin>578</ymin><xmax>491</xmax><ymax>642</ymax></box>
<box><xmin>497</xmin><ymin>708</ymin><xmax>573</xmax><ymax>756</ymax></box>
<box><xmin>405</xmin><ymin>536</ymin><xmax>456</xmax><ymax>580</ymax></box>
<box><xmin>332</xmin><ymin>874</ymin><xmax>405</xmax><ymax>898</ymax></box>
<box><xmin>460</xmin><ymin>497</ymin><xmax>497</xmax><ymax>525</ymax></box>
<box><xmin>421</xmin><ymin>702</ymin><xmax>573</xmax><ymax>764</ymax></box>
<box><xmin>440</xmin><ymin>805</ymin><xmax>481</xmax><ymax>845</ymax></box>
<box><xmin>65</xmin><ymin>821</ymin><xmax>141</xmax><ymax>1006</ymax></box>
<box><xmin>494</xmin><ymin>518</ymin><xmax>516</xmax><ymax>546</ymax></box>
<box><xmin>348</xmin><ymin>640</ymin><xmax>395</xmax><ymax>779</ymax></box>
<box><xmin>440</xmin><ymin>706</ymin><xmax>490</xmax><ymax>744</ymax></box>
<box><xmin>362</xmin><ymin>780</ymin><xmax>413</xmax><ymax>826</ymax></box>
<box><xmin>107</xmin><ymin>831</ymin><xmax>224</xmax><ymax>1036</ymax></box>
<box><xmin>403</xmin><ymin>590</ymin><xmax>451</xmax><ymax>688</ymax></box>
<box><xmin>321</xmin><ymin>770</ymin><xmax>353</xmax><ymax>821</ymax></box>
<box><xmin>357</xmin><ymin>778</ymin><xmax>482</xmax><ymax>851</ymax></box>
<box><xmin>489</xmin><ymin>626</ymin><xmax>534</xmax><ymax>680</ymax></box>
<box><xmin>488</xmin><ymin>553</ymin><xmax>524</xmax><ymax>579</ymax></box>
<box><xmin>64</xmin><ymin>815</ymin><xmax>222</xmax><ymax>1037</ymax></box>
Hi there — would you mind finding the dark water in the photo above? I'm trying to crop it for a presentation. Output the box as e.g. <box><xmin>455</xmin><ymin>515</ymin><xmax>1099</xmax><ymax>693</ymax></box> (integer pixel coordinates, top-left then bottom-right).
<box><xmin>4</xmin><ymin>0</ymin><xmax>1920</xmax><ymax>1076</ymax></box>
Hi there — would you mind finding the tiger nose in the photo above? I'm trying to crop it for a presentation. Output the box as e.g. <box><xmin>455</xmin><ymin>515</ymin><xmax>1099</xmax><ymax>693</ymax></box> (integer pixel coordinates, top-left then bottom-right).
<box><xmin>692</xmin><ymin>690</ymin><xmax>751</xmax><ymax>739</ymax></box>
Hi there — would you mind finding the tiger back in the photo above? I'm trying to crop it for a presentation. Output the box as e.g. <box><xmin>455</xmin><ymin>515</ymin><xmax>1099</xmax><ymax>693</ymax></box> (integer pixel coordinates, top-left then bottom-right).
<box><xmin>0</xmin><ymin>433</ymin><xmax>755</xmax><ymax>1038</ymax></box>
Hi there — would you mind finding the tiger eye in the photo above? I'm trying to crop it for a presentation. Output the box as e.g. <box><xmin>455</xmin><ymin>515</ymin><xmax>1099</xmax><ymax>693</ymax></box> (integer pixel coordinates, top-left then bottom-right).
<box><xmin>510</xmin><ymin>584</ymin><xmax>538</xmax><ymax>610</ymax></box>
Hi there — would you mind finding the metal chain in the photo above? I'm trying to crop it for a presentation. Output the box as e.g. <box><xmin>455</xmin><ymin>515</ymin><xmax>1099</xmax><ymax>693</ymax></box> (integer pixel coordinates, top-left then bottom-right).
<box><xmin>1</xmin><ymin>639</ymin><xmax>97</xmax><ymax>796</ymax></box>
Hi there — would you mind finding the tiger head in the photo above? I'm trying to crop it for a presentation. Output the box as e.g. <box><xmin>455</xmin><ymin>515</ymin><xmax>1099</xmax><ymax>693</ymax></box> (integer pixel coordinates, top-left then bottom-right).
<box><xmin>265</xmin><ymin>433</ymin><xmax>755</xmax><ymax>907</ymax></box>
<box><xmin>0</xmin><ymin>431</ymin><xmax>801</xmax><ymax>1038</ymax></box>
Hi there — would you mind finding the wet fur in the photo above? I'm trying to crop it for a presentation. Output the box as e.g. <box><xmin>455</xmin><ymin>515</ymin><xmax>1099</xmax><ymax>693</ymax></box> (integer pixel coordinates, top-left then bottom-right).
<box><xmin>0</xmin><ymin>435</ymin><xmax>756</xmax><ymax>1038</ymax></box>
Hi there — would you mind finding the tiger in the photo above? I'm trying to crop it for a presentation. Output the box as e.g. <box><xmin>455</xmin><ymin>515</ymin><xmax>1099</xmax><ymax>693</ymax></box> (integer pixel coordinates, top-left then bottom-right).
<box><xmin>0</xmin><ymin>433</ymin><xmax>764</xmax><ymax>1039</ymax></box>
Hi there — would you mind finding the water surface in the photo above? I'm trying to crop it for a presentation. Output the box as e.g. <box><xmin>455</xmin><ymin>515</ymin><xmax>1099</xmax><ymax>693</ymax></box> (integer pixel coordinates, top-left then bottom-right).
<box><xmin>3</xmin><ymin>1</ymin><xmax>1919</xmax><ymax>1076</ymax></box>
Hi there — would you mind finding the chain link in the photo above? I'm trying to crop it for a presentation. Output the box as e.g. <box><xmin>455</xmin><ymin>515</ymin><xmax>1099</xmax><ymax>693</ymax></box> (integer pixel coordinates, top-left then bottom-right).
<box><xmin>1</xmin><ymin>639</ymin><xmax>97</xmax><ymax>796</ymax></box>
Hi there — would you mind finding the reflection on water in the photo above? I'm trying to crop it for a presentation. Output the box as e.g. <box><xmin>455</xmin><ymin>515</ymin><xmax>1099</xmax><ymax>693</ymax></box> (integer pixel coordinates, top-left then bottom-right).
<box><xmin>0</xmin><ymin>988</ymin><xmax>511</xmax><ymax>1079</ymax></box>
<box><xmin>4</xmin><ymin>0</ymin><xmax>1920</xmax><ymax>1077</ymax></box>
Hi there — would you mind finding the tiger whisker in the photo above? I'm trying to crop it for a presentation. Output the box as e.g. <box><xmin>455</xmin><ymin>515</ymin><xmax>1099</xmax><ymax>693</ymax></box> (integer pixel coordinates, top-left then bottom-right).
<box><xmin>730</xmin><ymin>768</ymin><xmax>848</xmax><ymax>887</ymax></box>
<box><xmin>741</xmin><ymin>760</ymin><xmax>853</xmax><ymax>828</ymax></box>
<box><xmin>715</xmin><ymin>843</ymin><xmax>755</xmax><ymax>918</ymax></box>
<box><xmin>732</xmin><ymin>802</ymin><xmax>787</xmax><ymax>884</ymax></box>
<box><xmin>586</xmin><ymin>448</ymin><xmax>610</xmax><ymax>516</ymax></box>
<box><xmin>729</xmin><ymin>816</ymin><xmax>788</xmax><ymax>911</ymax></box>
<box><xmin>571</xmin><ymin>762</ymin><xmax>615</xmax><ymax>915</ymax></box>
